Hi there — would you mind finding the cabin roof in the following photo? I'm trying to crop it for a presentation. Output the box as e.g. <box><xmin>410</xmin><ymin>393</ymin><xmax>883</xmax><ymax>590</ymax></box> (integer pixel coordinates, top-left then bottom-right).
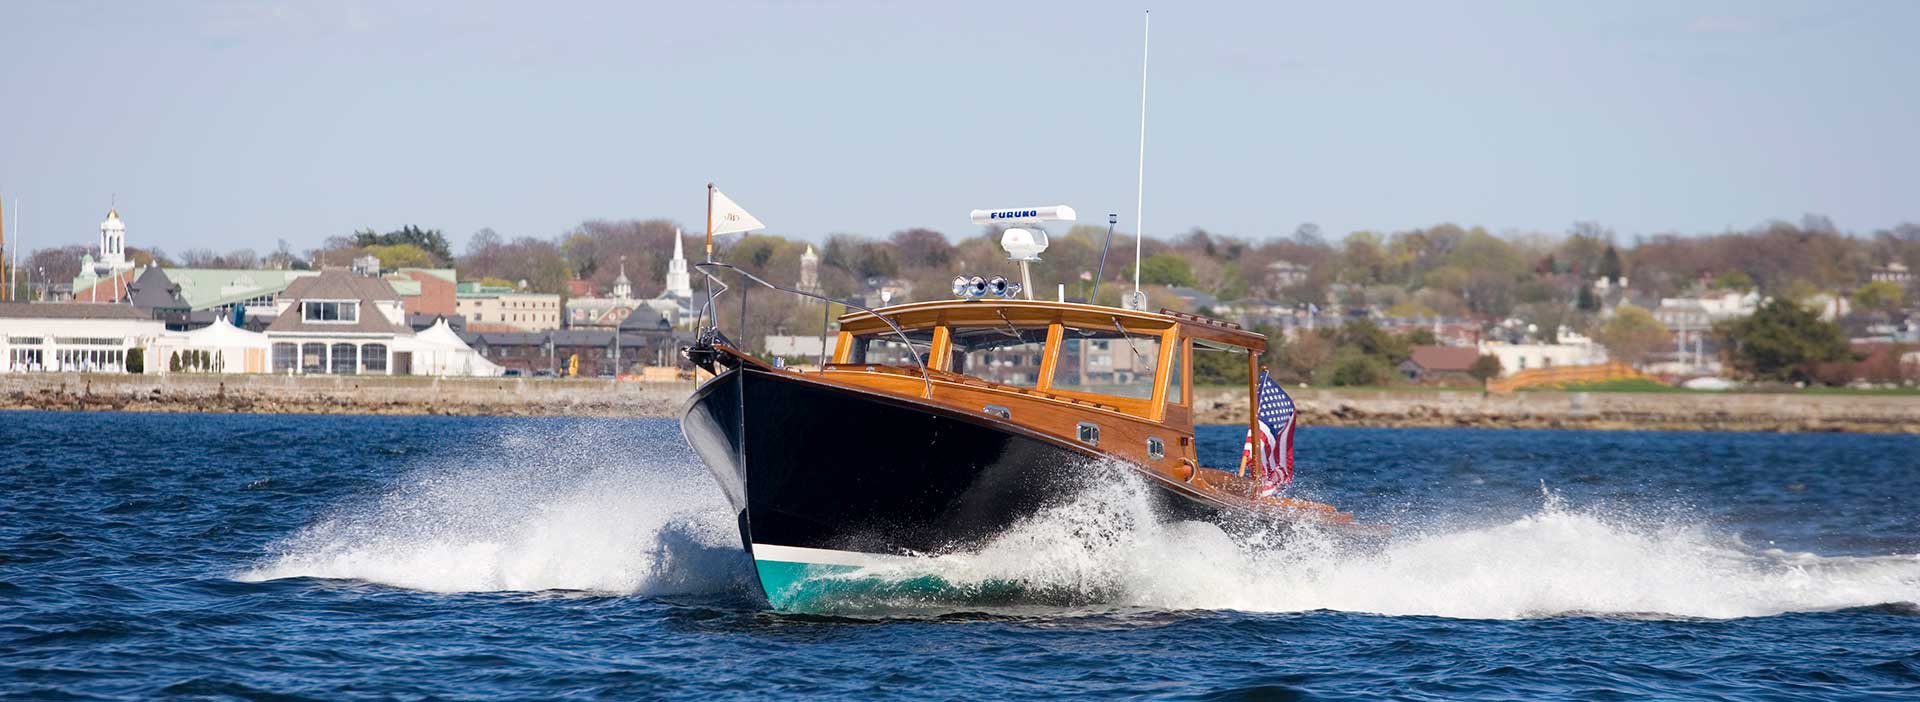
<box><xmin>838</xmin><ymin>299</ymin><xmax>1266</xmax><ymax>352</ymax></box>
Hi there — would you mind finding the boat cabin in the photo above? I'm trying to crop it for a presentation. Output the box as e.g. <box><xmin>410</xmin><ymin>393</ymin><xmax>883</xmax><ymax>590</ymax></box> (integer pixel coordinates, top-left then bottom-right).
<box><xmin>810</xmin><ymin>298</ymin><xmax>1273</xmax><ymax>494</ymax></box>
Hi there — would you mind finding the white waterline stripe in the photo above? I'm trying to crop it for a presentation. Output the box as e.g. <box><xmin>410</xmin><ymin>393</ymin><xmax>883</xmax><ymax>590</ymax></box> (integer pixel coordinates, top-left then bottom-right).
<box><xmin>751</xmin><ymin>544</ymin><xmax>919</xmax><ymax>569</ymax></box>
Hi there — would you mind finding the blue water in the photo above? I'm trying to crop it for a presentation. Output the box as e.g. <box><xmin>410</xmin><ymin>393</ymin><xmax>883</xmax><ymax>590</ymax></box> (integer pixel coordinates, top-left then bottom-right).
<box><xmin>3</xmin><ymin>411</ymin><xmax>1918</xmax><ymax>700</ymax></box>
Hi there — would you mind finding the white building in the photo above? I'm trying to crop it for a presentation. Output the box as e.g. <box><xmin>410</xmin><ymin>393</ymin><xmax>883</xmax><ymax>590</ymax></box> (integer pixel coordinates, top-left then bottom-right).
<box><xmin>149</xmin><ymin>301</ymin><xmax>498</xmax><ymax>376</ymax></box>
<box><xmin>394</xmin><ymin>318</ymin><xmax>503</xmax><ymax>377</ymax></box>
<box><xmin>1872</xmin><ymin>261</ymin><xmax>1912</xmax><ymax>288</ymax></box>
<box><xmin>766</xmin><ymin>334</ymin><xmax>838</xmax><ymax>360</ymax></box>
<box><xmin>1654</xmin><ymin>290</ymin><xmax>1760</xmax><ymax>332</ymax></box>
<box><xmin>0</xmin><ymin>302</ymin><xmax>165</xmax><ymax>373</ymax></box>
<box><xmin>1478</xmin><ymin>338</ymin><xmax>1609</xmax><ymax>376</ymax></box>
<box><xmin>151</xmin><ymin>316</ymin><xmax>271</xmax><ymax>373</ymax></box>
<box><xmin>264</xmin><ymin>269</ymin><xmax>415</xmax><ymax>374</ymax></box>
<box><xmin>455</xmin><ymin>282</ymin><xmax>561</xmax><ymax>332</ymax></box>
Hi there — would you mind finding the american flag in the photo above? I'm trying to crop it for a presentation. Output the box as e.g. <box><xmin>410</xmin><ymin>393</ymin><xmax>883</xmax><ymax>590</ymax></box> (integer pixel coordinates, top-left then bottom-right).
<box><xmin>1241</xmin><ymin>370</ymin><xmax>1296</xmax><ymax>497</ymax></box>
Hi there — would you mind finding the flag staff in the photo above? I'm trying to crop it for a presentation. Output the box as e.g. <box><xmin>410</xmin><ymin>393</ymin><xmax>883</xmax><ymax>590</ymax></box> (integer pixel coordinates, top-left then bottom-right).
<box><xmin>1245</xmin><ymin>353</ymin><xmax>1260</xmax><ymax>481</ymax></box>
<box><xmin>705</xmin><ymin>182</ymin><xmax>716</xmax><ymax>263</ymax></box>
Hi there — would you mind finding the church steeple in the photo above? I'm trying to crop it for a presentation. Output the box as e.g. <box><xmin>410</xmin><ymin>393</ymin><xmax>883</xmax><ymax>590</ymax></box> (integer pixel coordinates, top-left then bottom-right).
<box><xmin>798</xmin><ymin>244</ymin><xmax>820</xmax><ymax>295</ymax></box>
<box><xmin>666</xmin><ymin>228</ymin><xmax>692</xmax><ymax>299</ymax></box>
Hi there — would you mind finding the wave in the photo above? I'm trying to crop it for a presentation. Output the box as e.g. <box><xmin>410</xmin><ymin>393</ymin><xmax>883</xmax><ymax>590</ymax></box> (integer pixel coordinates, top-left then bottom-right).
<box><xmin>237</xmin><ymin>424</ymin><xmax>751</xmax><ymax>596</ymax></box>
<box><xmin>242</xmin><ymin>429</ymin><xmax>1919</xmax><ymax>620</ymax></box>
<box><xmin>864</xmin><ymin>478</ymin><xmax>1920</xmax><ymax>620</ymax></box>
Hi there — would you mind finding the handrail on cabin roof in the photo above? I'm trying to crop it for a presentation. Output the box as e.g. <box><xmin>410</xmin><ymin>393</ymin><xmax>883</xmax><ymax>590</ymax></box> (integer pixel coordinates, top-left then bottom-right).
<box><xmin>836</xmin><ymin>298</ymin><xmax>1267</xmax><ymax>352</ymax></box>
<box><xmin>691</xmin><ymin>261</ymin><xmax>933</xmax><ymax>398</ymax></box>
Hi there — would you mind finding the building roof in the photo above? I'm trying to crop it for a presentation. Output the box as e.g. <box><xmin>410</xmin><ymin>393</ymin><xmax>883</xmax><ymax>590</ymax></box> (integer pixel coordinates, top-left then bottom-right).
<box><xmin>127</xmin><ymin>267</ymin><xmax>189</xmax><ymax>310</ymax></box>
<box><xmin>399</xmin><ymin>268</ymin><xmax>458</xmax><ymax>284</ymax></box>
<box><xmin>264</xmin><ymin>270</ymin><xmax>411</xmax><ymax>335</ymax></box>
<box><xmin>282</xmin><ymin>269</ymin><xmax>402</xmax><ymax>302</ymax></box>
<box><xmin>461</xmin><ymin>329</ymin><xmax>669</xmax><ymax>348</ymax></box>
<box><xmin>387</xmin><ymin>278</ymin><xmax>423</xmax><ymax>296</ymax></box>
<box><xmin>161</xmin><ymin>268</ymin><xmax>321</xmax><ymax>310</ymax></box>
<box><xmin>1406</xmin><ymin>345</ymin><xmax>1480</xmax><ymax>372</ymax></box>
<box><xmin>71</xmin><ymin>269</ymin><xmax>139</xmax><ymax>303</ymax></box>
<box><xmin>0</xmin><ymin>301</ymin><xmax>150</xmax><ymax>320</ymax></box>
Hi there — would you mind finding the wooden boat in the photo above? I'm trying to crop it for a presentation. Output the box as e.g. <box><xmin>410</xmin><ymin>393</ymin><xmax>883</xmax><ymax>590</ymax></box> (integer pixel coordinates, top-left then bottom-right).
<box><xmin>682</xmin><ymin>273</ymin><xmax>1380</xmax><ymax>611</ymax></box>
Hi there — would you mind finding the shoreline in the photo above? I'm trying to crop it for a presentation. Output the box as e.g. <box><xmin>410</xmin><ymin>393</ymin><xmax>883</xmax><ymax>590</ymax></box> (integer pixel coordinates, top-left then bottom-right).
<box><xmin>5</xmin><ymin>373</ymin><xmax>1917</xmax><ymax>433</ymax></box>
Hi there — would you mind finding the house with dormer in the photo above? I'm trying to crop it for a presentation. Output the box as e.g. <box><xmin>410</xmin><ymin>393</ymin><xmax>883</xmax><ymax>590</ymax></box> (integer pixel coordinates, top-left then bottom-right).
<box><xmin>263</xmin><ymin>269</ymin><xmax>415</xmax><ymax>374</ymax></box>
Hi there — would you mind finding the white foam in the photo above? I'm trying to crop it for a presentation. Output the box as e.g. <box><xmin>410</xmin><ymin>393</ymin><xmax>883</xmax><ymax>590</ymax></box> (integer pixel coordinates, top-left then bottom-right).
<box><xmin>237</xmin><ymin>424</ymin><xmax>751</xmax><ymax>596</ymax></box>
<box><xmin>888</xmin><ymin>477</ymin><xmax>1920</xmax><ymax>620</ymax></box>
<box><xmin>243</xmin><ymin>429</ymin><xmax>1920</xmax><ymax>620</ymax></box>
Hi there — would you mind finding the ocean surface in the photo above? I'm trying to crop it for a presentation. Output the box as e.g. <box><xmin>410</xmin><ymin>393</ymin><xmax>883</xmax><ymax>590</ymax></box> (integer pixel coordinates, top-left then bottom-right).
<box><xmin>3</xmin><ymin>411</ymin><xmax>1918</xmax><ymax>701</ymax></box>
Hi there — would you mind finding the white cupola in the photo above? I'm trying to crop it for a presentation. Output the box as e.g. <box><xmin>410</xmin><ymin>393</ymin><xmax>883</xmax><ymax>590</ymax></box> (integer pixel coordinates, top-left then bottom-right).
<box><xmin>98</xmin><ymin>207</ymin><xmax>129</xmax><ymax>270</ymax></box>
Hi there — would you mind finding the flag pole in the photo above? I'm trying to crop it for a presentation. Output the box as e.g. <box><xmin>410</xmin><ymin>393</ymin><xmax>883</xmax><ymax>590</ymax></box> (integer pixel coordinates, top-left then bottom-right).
<box><xmin>1246</xmin><ymin>352</ymin><xmax>1260</xmax><ymax>482</ymax></box>
<box><xmin>1</xmin><ymin>195</ymin><xmax>8</xmax><ymax>301</ymax></box>
<box><xmin>705</xmin><ymin>183</ymin><xmax>715</xmax><ymax>263</ymax></box>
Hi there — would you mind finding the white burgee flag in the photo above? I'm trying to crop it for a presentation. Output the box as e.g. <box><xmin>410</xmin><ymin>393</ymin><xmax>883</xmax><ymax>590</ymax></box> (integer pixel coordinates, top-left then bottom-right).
<box><xmin>709</xmin><ymin>188</ymin><xmax>766</xmax><ymax>236</ymax></box>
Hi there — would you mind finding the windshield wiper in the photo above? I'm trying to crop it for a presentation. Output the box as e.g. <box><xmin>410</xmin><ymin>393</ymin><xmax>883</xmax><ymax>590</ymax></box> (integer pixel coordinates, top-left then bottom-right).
<box><xmin>993</xmin><ymin>309</ymin><xmax>1029</xmax><ymax>343</ymax></box>
<box><xmin>1111</xmin><ymin>317</ymin><xmax>1146</xmax><ymax>367</ymax></box>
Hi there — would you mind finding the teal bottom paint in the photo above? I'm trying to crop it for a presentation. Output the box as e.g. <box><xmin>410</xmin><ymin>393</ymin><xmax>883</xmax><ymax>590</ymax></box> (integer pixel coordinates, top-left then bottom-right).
<box><xmin>753</xmin><ymin>558</ymin><xmax>1033</xmax><ymax>612</ymax></box>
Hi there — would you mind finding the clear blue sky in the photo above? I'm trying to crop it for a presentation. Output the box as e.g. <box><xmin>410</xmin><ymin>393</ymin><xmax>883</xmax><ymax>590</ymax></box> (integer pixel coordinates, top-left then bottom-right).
<box><xmin>1</xmin><ymin>1</ymin><xmax>1914</xmax><ymax>256</ymax></box>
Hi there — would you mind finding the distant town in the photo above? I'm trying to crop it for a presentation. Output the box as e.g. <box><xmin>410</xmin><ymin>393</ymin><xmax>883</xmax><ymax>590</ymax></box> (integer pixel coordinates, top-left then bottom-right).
<box><xmin>1</xmin><ymin>206</ymin><xmax>1916</xmax><ymax>390</ymax></box>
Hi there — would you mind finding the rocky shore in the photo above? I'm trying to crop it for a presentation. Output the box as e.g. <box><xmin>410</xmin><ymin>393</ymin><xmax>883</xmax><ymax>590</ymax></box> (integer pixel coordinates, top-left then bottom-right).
<box><xmin>0</xmin><ymin>373</ymin><xmax>693</xmax><ymax>418</ymax></box>
<box><xmin>5</xmin><ymin>373</ymin><xmax>1917</xmax><ymax>433</ymax></box>
<box><xmin>1193</xmin><ymin>388</ymin><xmax>1920</xmax><ymax>434</ymax></box>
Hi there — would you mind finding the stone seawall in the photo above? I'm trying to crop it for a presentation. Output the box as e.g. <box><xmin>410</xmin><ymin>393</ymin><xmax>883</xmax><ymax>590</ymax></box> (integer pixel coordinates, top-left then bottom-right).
<box><xmin>0</xmin><ymin>373</ymin><xmax>694</xmax><ymax>418</ymax></box>
<box><xmin>1194</xmin><ymin>388</ymin><xmax>1920</xmax><ymax>434</ymax></box>
<box><xmin>5</xmin><ymin>373</ymin><xmax>1917</xmax><ymax>433</ymax></box>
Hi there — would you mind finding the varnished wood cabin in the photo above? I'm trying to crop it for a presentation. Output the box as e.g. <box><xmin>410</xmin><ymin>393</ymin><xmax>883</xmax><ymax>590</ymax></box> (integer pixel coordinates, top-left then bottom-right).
<box><xmin>726</xmin><ymin>298</ymin><xmax>1351</xmax><ymax>522</ymax></box>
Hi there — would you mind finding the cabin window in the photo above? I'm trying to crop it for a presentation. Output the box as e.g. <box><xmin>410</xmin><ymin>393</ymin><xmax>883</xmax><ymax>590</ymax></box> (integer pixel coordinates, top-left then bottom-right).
<box><xmin>1167</xmin><ymin>340</ymin><xmax>1184</xmax><ymax>404</ymax></box>
<box><xmin>947</xmin><ymin>326</ymin><xmax>1049</xmax><ymax>387</ymax></box>
<box><xmin>848</xmin><ymin>329</ymin><xmax>934</xmax><ymax>367</ymax></box>
<box><xmin>1052</xmin><ymin>327</ymin><xmax>1160</xmax><ymax>400</ymax></box>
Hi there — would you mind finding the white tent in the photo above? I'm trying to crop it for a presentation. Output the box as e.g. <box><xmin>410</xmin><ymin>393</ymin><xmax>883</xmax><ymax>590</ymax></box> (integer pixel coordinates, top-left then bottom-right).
<box><xmin>395</xmin><ymin>319</ymin><xmax>503</xmax><ymax>377</ymax></box>
<box><xmin>152</xmin><ymin>316</ymin><xmax>271</xmax><ymax>373</ymax></box>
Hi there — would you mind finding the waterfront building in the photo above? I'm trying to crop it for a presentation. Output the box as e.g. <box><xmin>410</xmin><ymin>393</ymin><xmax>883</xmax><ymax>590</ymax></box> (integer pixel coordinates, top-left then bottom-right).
<box><xmin>150</xmin><ymin>316</ymin><xmax>271</xmax><ymax>373</ymax></box>
<box><xmin>765</xmin><ymin>334</ymin><xmax>839</xmax><ymax>361</ymax></box>
<box><xmin>1399</xmin><ymin>345</ymin><xmax>1480</xmax><ymax>384</ymax></box>
<box><xmin>148</xmin><ymin>304</ymin><xmax>498</xmax><ymax>377</ymax></box>
<box><xmin>0</xmin><ymin>302</ymin><xmax>165</xmax><ymax>373</ymax></box>
<box><xmin>1478</xmin><ymin>338</ymin><xmax>1609</xmax><ymax>376</ymax></box>
<box><xmin>401</xmin><ymin>318</ymin><xmax>503</xmax><ymax>377</ymax></box>
<box><xmin>456</xmin><ymin>282</ymin><xmax>561</xmax><ymax>332</ymax></box>
<box><xmin>263</xmin><ymin>270</ymin><xmax>414</xmax><ymax>375</ymax></box>
<box><xmin>462</xmin><ymin>313</ymin><xmax>676</xmax><ymax>376</ymax></box>
<box><xmin>137</xmin><ymin>268</ymin><xmax>320</xmax><ymax>319</ymax></box>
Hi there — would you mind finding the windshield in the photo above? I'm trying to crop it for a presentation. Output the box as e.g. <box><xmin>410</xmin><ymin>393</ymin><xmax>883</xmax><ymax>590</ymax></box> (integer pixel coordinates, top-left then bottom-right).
<box><xmin>1051</xmin><ymin>326</ymin><xmax>1161</xmax><ymax>400</ymax></box>
<box><xmin>847</xmin><ymin>329</ymin><xmax>934</xmax><ymax>367</ymax></box>
<box><xmin>947</xmin><ymin>325</ymin><xmax>1049</xmax><ymax>387</ymax></box>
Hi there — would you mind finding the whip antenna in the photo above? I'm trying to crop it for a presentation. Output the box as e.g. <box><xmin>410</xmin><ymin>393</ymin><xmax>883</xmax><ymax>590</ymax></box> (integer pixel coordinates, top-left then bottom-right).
<box><xmin>1130</xmin><ymin>9</ymin><xmax>1150</xmax><ymax>310</ymax></box>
